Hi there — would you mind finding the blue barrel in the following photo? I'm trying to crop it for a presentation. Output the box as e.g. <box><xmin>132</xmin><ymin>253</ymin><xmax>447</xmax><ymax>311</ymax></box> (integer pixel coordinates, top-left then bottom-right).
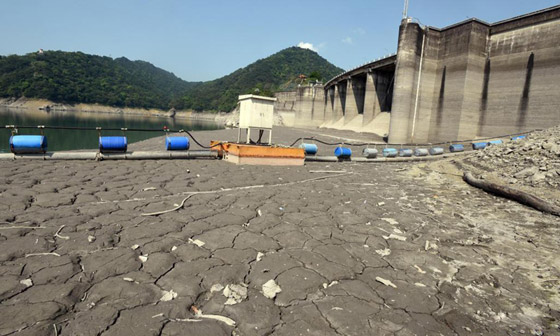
<box><xmin>472</xmin><ymin>142</ymin><xmax>487</xmax><ymax>150</ymax></box>
<box><xmin>99</xmin><ymin>136</ymin><xmax>127</xmax><ymax>153</ymax></box>
<box><xmin>10</xmin><ymin>135</ymin><xmax>47</xmax><ymax>154</ymax></box>
<box><xmin>166</xmin><ymin>137</ymin><xmax>190</xmax><ymax>150</ymax></box>
<box><xmin>334</xmin><ymin>147</ymin><xmax>352</xmax><ymax>158</ymax></box>
<box><xmin>399</xmin><ymin>149</ymin><xmax>413</xmax><ymax>157</ymax></box>
<box><xmin>429</xmin><ymin>147</ymin><xmax>444</xmax><ymax>155</ymax></box>
<box><xmin>362</xmin><ymin>148</ymin><xmax>378</xmax><ymax>158</ymax></box>
<box><xmin>449</xmin><ymin>144</ymin><xmax>464</xmax><ymax>153</ymax></box>
<box><xmin>414</xmin><ymin>148</ymin><xmax>429</xmax><ymax>157</ymax></box>
<box><xmin>383</xmin><ymin>148</ymin><xmax>398</xmax><ymax>158</ymax></box>
<box><xmin>511</xmin><ymin>135</ymin><xmax>526</xmax><ymax>141</ymax></box>
<box><xmin>299</xmin><ymin>143</ymin><xmax>318</xmax><ymax>155</ymax></box>
<box><xmin>487</xmin><ymin>140</ymin><xmax>503</xmax><ymax>146</ymax></box>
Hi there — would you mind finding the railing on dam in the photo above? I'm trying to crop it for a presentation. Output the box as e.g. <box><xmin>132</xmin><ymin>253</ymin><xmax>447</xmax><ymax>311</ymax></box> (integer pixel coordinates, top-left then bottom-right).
<box><xmin>324</xmin><ymin>53</ymin><xmax>397</xmax><ymax>88</ymax></box>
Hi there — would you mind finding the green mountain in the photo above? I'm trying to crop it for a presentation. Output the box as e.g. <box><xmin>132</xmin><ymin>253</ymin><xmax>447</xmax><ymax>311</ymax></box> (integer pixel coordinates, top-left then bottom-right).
<box><xmin>0</xmin><ymin>51</ymin><xmax>200</xmax><ymax>109</ymax></box>
<box><xmin>0</xmin><ymin>47</ymin><xmax>344</xmax><ymax>112</ymax></box>
<box><xmin>174</xmin><ymin>47</ymin><xmax>344</xmax><ymax>112</ymax></box>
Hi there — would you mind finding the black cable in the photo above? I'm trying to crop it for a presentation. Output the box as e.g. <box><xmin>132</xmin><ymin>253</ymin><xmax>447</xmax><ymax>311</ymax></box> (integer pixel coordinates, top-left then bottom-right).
<box><xmin>288</xmin><ymin>137</ymin><xmax>304</xmax><ymax>147</ymax></box>
<box><xmin>5</xmin><ymin>125</ymin><xmax>193</xmax><ymax>133</ymax></box>
<box><xmin>5</xmin><ymin>124</ymin><xmax>540</xmax><ymax>150</ymax></box>
<box><xmin>288</xmin><ymin>137</ymin><xmax>381</xmax><ymax>147</ymax></box>
<box><xmin>179</xmin><ymin>130</ymin><xmax>212</xmax><ymax>149</ymax></box>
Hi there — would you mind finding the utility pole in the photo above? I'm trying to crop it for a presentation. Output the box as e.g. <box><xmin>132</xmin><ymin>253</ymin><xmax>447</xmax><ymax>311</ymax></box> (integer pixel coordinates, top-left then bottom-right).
<box><xmin>403</xmin><ymin>0</ymin><xmax>409</xmax><ymax>19</ymax></box>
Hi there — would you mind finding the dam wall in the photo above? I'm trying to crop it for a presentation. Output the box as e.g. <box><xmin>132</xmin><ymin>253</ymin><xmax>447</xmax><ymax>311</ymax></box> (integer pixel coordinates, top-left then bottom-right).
<box><xmin>389</xmin><ymin>6</ymin><xmax>560</xmax><ymax>143</ymax></box>
<box><xmin>293</xmin><ymin>84</ymin><xmax>325</xmax><ymax>129</ymax></box>
<box><xmin>282</xmin><ymin>5</ymin><xmax>560</xmax><ymax>143</ymax></box>
<box><xmin>274</xmin><ymin>91</ymin><xmax>297</xmax><ymax>126</ymax></box>
<box><xmin>275</xmin><ymin>85</ymin><xmax>326</xmax><ymax>128</ymax></box>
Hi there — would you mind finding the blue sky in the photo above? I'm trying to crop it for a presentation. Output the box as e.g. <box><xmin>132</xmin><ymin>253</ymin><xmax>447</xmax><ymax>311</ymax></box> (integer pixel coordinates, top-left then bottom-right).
<box><xmin>1</xmin><ymin>0</ymin><xmax>558</xmax><ymax>81</ymax></box>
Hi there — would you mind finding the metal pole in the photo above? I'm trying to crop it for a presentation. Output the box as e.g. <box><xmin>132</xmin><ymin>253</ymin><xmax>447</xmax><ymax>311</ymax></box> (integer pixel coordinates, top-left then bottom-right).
<box><xmin>403</xmin><ymin>0</ymin><xmax>409</xmax><ymax>19</ymax></box>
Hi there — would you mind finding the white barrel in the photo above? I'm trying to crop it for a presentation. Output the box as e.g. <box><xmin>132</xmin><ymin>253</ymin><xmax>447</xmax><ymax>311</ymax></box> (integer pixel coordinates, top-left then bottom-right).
<box><xmin>362</xmin><ymin>148</ymin><xmax>378</xmax><ymax>158</ymax></box>
<box><xmin>414</xmin><ymin>148</ymin><xmax>429</xmax><ymax>156</ymax></box>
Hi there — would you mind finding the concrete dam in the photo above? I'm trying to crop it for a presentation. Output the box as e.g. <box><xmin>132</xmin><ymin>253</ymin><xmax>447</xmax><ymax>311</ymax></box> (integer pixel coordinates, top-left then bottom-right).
<box><xmin>277</xmin><ymin>5</ymin><xmax>560</xmax><ymax>144</ymax></box>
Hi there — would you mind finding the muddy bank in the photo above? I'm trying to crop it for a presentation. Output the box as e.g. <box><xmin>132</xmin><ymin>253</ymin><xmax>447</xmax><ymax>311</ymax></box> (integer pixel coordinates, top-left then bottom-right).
<box><xmin>0</xmin><ymin>98</ymin><xmax>287</xmax><ymax>128</ymax></box>
<box><xmin>0</xmin><ymin>127</ymin><xmax>558</xmax><ymax>336</ymax></box>
<box><xmin>0</xmin><ymin>97</ymin><xmax>238</xmax><ymax>126</ymax></box>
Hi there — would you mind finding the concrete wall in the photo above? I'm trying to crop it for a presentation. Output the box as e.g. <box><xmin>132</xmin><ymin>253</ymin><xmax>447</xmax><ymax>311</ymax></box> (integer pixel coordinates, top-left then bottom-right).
<box><xmin>481</xmin><ymin>18</ymin><xmax>560</xmax><ymax>136</ymax></box>
<box><xmin>389</xmin><ymin>6</ymin><xmax>560</xmax><ymax>143</ymax></box>
<box><xmin>276</xmin><ymin>85</ymin><xmax>325</xmax><ymax>129</ymax></box>
<box><xmin>284</xmin><ymin>6</ymin><xmax>560</xmax><ymax>142</ymax></box>
<box><xmin>274</xmin><ymin>91</ymin><xmax>297</xmax><ymax>127</ymax></box>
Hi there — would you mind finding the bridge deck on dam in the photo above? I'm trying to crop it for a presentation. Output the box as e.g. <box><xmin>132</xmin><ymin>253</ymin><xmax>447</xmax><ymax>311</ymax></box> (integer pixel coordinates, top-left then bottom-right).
<box><xmin>324</xmin><ymin>54</ymin><xmax>397</xmax><ymax>89</ymax></box>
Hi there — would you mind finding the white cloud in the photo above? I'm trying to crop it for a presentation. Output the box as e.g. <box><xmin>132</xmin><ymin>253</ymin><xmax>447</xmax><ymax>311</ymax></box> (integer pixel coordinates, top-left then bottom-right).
<box><xmin>353</xmin><ymin>28</ymin><xmax>366</xmax><ymax>35</ymax></box>
<box><xmin>297</xmin><ymin>42</ymin><xmax>317</xmax><ymax>52</ymax></box>
<box><xmin>342</xmin><ymin>37</ymin><xmax>353</xmax><ymax>45</ymax></box>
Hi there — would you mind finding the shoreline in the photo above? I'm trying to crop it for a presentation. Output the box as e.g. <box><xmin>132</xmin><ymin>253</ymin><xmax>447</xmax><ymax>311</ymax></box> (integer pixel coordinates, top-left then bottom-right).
<box><xmin>0</xmin><ymin>97</ymin><xmax>236</xmax><ymax>126</ymax></box>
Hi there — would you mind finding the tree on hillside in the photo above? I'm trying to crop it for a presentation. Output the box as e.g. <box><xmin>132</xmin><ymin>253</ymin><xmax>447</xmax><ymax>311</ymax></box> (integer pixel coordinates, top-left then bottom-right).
<box><xmin>177</xmin><ymin>47</ymin><xmax>343</xmax><ymax>112</ymax></box>
<box><xmin>309</xmin><ymin>71</ymin><xmax>322</xmax><ymax>81</ymax></box>
<box><xmin>0</xmin><ymin>50</ymin><xmax>199</xmax><ymax>110</ymax></box>
<box><xmin>0</xmin><ymin>47</ymin><xmax>343</xmax><ymax>112</ymax></box>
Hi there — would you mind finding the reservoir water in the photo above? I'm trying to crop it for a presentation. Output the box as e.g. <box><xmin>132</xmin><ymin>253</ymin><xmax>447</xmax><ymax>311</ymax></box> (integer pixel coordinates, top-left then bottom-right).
<box><xmin>0</xmin><ymin>108</ymin><xmax>222</xmax><ymax>152</ymax></box>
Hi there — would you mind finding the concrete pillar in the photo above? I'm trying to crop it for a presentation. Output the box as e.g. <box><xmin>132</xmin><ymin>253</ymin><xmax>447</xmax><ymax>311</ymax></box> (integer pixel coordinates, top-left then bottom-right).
<box><xmin>323</xmin><ymin>86</ymin><xmax>335</xmax><ymax>124</ymax></box>
<box><xmin>363</xmin><ymin>71</ymin><xmax>393</xmax><ymax>125</ymax></box>
<box><xmin>456</xmin><ymin>22</ymin><xmax>490</xmax><ymax>140</ymax></box>
<box><xmin>362</xmin><ymin>72</ymin><xmax>378</xmax><ymax>125</ymax></box>
<box><xmin>311</xmin><ymin>85</ymin><xmax>326</xmax><ymax>126</ymax></box>
<box><xmin>389</xmin><ymin>20</ymin><xmax>423</xmax><ymax>144</ymax></box>
<box><xmin>425</xmin><ymin>21</ymin><xmax>490</xmax><ymax>142</ymax></box>
<box><xmin>332</xmin><ymin>84</ymin><xmax>344</xmax><ymax>120</ymax></box>
<box><xmin>293</xmin><ymin>86</ymin><xmax>314</xmax><ymax>128</ymax></box>
<box><xmin>344</xmin><ymin>78</ymin><xmax>360</xmax><ymax>121</ymax></box>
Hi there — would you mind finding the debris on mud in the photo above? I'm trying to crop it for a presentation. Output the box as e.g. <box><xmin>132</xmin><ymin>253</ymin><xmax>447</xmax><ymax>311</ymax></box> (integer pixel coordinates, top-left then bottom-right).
<box><xmin>262</xmin><ymin>279</ymin><xmax>282</xmax><ymax>299</ymax></box>
<box><xmin>223</xmin><ymin>284</ymin><xmax>248</xmax><ymax>305</ymax></box>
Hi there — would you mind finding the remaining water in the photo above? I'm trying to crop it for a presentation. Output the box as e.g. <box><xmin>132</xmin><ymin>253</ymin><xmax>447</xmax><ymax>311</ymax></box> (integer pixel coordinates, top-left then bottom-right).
<box><xmin>0</xmin><ymin>108</ymin><xmax>222</xmax><ymax>152</ymax></box>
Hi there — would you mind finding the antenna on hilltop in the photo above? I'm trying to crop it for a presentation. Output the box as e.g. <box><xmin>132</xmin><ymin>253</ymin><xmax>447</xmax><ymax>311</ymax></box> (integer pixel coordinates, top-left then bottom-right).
<box><xmin>403</xmin><ymin>0</ymin><xmax>409</xmax><ymax>19</ymax></box>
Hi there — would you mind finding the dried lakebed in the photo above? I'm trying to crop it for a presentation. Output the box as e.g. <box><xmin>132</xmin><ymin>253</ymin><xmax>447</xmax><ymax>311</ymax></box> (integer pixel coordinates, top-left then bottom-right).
<box><xmin>0</xmin><ymin>157</ymin><xmax>558</xmax><ymax>335</ymax></box>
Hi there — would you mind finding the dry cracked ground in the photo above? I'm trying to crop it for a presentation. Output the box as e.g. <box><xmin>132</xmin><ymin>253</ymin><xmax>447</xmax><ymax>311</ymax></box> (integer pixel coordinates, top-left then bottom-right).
<box><xmin>0</xmin><ymin>156</ymin><xmax>559</xmax><ymax>336</ymax></box>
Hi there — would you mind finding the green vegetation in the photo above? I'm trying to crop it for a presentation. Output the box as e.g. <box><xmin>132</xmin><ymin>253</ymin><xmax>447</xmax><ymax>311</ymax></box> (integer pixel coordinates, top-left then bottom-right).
<box><xmin>0</xmin><ymin>47</ymin><xmax>344</xmax><ymax>112</ymax></box>
<box><xmin>0</xmin><ymin>51</ymin><xmax>200</xmax><ymax>109</ymax></box>
<box><xmin>173</xmin><ymin>47</ymin><xmax>344</xmax><ymax>112</ymax></box>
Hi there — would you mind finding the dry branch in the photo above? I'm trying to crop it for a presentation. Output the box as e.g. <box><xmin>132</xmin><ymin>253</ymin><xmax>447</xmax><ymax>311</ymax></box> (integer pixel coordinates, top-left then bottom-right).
<box><xmin>463</xmin><ymin>171</ymin><xmax>560</xmax><ymax>217</ymax></box>
<box><xmin>25</xmin><ymin>252</ymin><xmax>61</xmax><ymax>257</ymax></box>
<box><xmin>54</xmin><ymin>225</ymin><xmax>70</xmax><ymax>239</ymax></box>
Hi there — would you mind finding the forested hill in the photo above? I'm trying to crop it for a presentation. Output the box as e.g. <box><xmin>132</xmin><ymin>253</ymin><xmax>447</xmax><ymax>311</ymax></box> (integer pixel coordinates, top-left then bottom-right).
<box><xmin>0</xmin><ymin>47</ymin><xmax>344</xmax><ymax>112</ymax></box>
<box><xmin>0</xmin><ymin>51</ymin><xmax>200</xmax><ymax>109</ymax></box>
<box><xmin>173</xmin><ymin>47</ymin><xmax>345</xmax><ymax>111</ymax></box>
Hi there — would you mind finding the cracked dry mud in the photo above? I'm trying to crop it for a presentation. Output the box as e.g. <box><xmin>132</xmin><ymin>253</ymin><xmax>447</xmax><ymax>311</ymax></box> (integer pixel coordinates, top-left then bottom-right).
<box><xmin>0</xmin><ymin>145</ymin><xmax>559</xmax><ymax>335</ymax></box>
